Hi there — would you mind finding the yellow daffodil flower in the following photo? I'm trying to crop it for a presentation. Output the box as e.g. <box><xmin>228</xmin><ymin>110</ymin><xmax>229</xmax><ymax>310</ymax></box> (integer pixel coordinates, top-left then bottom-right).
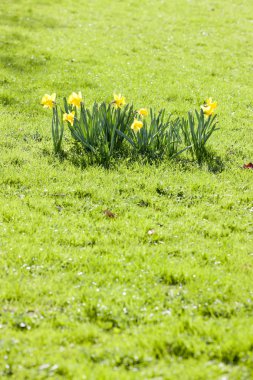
<box><xmin>113</xmin><ymin>93</ymin><xmax>126</xmax><ymax>109</ymax></box>
<box><xmin>201</xmin><ymin>98</ymin><xmax>217</xmax><ymax>116</ymax></box>
<box><xmin>63</xmin><ymin>111</ymin><xmax>75</xmax><ymax>126</ymax></box>
<box><xmin>68</xmin><ymin>92</ymin><xmax>83</xmax><ymax>108</ymax></box>
<box><xmin>41</xmin><ymin>93</ymin><xmax>56</xmax><ymax>109</ymax></box>
<box><xmin>138</xmin><ymin>108</ymin><xmax>148</xmax><ymax>117</ymax></box>
<box><xmin>131</xmin><ymin>118</ymin><xmax>143</xmax><ymax>133</ymax></box>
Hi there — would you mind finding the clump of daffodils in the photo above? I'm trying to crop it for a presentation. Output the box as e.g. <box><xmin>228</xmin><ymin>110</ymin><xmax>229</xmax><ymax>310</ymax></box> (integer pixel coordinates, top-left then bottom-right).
<box><xmin>201</xmin><ymin>98</ymin><xmax>217</xmax><ymax>116</ymax></box>
<box><xmin>41</xmin><ymin>91</ymin><xmax>219</xmax><ymax>166</ymax></box>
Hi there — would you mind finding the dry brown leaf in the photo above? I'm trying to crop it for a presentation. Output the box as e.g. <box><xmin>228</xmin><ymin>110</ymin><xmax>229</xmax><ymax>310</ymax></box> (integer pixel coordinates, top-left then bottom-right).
<box><xmin>243</xmin><ymin>162</ymin><xmax>253</xmax><ymax>169</ymax></box>
<box><xmin>103</xmin><ymin>209</ymin><xmax>117</xmax><ymax>218</ymax></box>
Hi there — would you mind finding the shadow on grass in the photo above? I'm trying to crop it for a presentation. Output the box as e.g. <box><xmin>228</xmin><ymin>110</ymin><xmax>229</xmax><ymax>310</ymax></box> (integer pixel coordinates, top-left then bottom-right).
<box><xmin>53</xmin><ymin>142</ymin><xmax>225</xmax><ymax>173</ymax></box>
<box><xmin>200</xmin><ymin>149</ymin><xmax>225</xmax><ymax>173</ymax></box>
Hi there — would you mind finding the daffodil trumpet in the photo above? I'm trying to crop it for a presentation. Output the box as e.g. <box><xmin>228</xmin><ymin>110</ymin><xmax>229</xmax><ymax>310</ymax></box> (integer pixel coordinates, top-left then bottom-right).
<box><xmin>137</xmin><ymin>108</ymin><xmax>148</xmax><ymax>118</ymax></box>
<box><xmin>41</xmin><ymin>93</ymin><xmax>56</xmax><ymax>109</ymax></box>
<box><xmin>131</xmin><ymin>118</ymin><xmax>143</xmax><ymax>133</ymax></box>
<box><xmin>68</xmin><ymin>92</ymin><xmax>83</xmax><ymax>108</ymax></box>
<box><xmin>63</xmin><ymin>111</ymin><xmax>75</xmax><ymax>127</ymax></box>
<box><xmin>112</xmin><ymin>93</ymin><xmax>126</xmax><ymax>109</ymax></box>
<box><xmin>201</xmin><ymin>98</ymin><xmax>217</xmax><ymax>117</ymax></box>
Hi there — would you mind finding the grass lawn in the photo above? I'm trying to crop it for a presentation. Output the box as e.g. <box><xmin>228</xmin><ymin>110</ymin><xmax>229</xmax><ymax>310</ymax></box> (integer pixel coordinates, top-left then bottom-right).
<box><xmin>1</xmin><ymin>0</ymin><xmax>253</xmax><ymax>379</ymax></box>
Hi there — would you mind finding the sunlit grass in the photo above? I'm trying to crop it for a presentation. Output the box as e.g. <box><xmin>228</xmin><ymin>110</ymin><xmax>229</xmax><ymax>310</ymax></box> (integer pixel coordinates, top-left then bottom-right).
<box><xmin>0</xmin><ymin>0</ymin><xmax>253</xmax><ymax>379</ymax></box>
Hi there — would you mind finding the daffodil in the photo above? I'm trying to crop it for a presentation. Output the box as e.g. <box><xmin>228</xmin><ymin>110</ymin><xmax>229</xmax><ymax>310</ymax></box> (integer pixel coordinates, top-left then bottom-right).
<box><xmin>41</xmin><ymin>93</ymin><xmax>56</xmax><ymax>109</ymax></box>
<box><xmin>131</xmin><ymin>118</ymin><xmax>143</xmax><ymax>133</ymax></box>
<box><xmin>63</xmin><ymin>111</ymin><xmax>75</xmax><ymax>126</ymax></box>
<box><xmin>201</xmin><ymin>98</ymin><xmax>217</xmax><ymax>116</ymax></box>
<box><xmin>113</xmin><ymin>93</ymin><xmax>126</xmax><ymax>109</ymax></box>
<box><xmin>137</xmin><ymin>108</ymin><xmax>148</xmax><ymax>117</ymax></box>
<box><xmin>68</xmin><ymin>92</ymin><xmax>83</xmax><ymax>108</ymax></box>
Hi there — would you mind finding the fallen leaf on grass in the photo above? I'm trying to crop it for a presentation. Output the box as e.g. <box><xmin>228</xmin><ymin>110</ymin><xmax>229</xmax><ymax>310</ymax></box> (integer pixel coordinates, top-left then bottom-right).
<box><xmin>103</xmin><ymin>209</ymin><xmax>117</xmax><ymax>218</ymax></box>
<box><xmin>243</xmin><ymin>162</ymin><xmax>253</xmax><ymax>169</ymax></box>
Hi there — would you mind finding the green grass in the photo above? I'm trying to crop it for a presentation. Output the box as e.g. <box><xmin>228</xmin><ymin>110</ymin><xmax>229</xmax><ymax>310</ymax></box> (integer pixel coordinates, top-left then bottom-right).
<box><xmin>1</xmin><ymin>0</ymin><xmax>253</xmax><ymax>379</ymax></box>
